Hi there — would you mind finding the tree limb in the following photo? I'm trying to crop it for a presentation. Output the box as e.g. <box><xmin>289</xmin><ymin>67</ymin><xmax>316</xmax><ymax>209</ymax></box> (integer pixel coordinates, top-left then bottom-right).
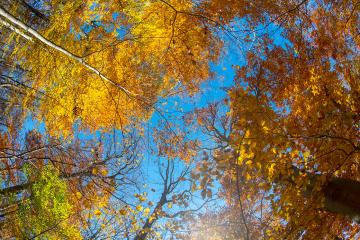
<box><xmin>0</xmin><ymin>6</ymin><xmax>138</xmax><ymax>98</ymax></box>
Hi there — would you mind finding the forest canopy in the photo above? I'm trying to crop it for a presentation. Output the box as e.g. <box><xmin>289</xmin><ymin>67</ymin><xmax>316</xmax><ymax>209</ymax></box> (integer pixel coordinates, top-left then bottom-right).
<box><xmin>0</xmin><ymin>0</ymin><xmax>359</xmax><ymax>239</ymax></box>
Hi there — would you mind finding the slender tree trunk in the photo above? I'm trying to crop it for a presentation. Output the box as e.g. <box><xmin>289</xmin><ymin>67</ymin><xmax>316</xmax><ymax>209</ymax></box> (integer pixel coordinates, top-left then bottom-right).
<box><xmin>15</xmin><ymin>0</ymin><xmax>48</xmax><ymax>21</ymax></box>
<box><xmin>134</xmin><ymin>195</ymin><xmax>167</xmax><ymax>240</ymax></box>
<box><xmin>0</xmin><ymin>182</ymin><xmax>30</xmax><ymax>195</ymax></box>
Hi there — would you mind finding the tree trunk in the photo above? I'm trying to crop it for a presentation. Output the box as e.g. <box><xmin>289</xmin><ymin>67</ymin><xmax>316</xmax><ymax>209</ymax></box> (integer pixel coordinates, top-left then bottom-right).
<box><xmin>324</xmin><ymin>178</ymin><xmax>360</xmax><ymax>222</ymax></box>
<box><xmin>134</xmin><ymin>195</ymin><xmax>167</xmax><ymax>240</ymax></box>
<box><xmin>15</xmin><ymin>0</ymin><xmax>48</xmax><ymax>21</ymax></box>
<box><xmin>0</xmin><ymin>182</ymin><xmax>30</xmax><ymax>195</ymax></box>
<box><xmin>278</xmin><ymin>166</ymin><xmax>360</xmax><ymax>221</ymax></box>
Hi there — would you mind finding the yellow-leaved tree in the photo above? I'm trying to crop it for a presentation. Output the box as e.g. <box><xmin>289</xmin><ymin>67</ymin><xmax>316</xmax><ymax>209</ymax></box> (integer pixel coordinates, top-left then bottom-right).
<box><xmin>1</xmin><ymin>0</ymin><xmax>221</xmax><ymax>136</ymax></box>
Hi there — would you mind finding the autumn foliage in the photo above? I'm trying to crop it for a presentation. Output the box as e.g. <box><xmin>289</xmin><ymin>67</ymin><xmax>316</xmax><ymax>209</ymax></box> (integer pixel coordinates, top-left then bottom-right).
<box><xmin>0</xmin><ymin>0</ymin><xmax>359</xmax><ymax>239</ymax></box>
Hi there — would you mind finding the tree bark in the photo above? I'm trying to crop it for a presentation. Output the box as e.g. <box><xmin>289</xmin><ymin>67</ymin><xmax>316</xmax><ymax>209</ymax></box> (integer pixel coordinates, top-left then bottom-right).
<box><xmin>278</xmin><ymin>166</ymin><xmax>360</xmax><ymax>221</ymax></box>
<box><xmin>133</xmin><ymin>195</ymin><xmax>167</xmax><ymax>240</ymax></box>
<box><xmin>0</xmin><ymin>182</ymin><xmax>30</xmax><ymax>195</ymax></box>
<box><xmin>324</xmin><ymin>178</ymin><xmax>360</xmax><ymax>222</ymax></box>
<box><xmin>15</xmin><ymin>0</ymin><xmax>48</xmax><ymax>21</ymax></box>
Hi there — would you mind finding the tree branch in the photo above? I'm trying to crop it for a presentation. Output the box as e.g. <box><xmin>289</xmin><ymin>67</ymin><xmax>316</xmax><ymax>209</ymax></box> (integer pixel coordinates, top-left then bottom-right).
<box><xmin>0</xmin><ymin>6</ymin><xmax>138</xmax><ymax>98</ymax></box>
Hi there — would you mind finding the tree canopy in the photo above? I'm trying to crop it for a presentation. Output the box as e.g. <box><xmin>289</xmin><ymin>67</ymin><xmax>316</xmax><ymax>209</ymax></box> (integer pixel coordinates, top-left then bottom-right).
<box><xmin>0</xmin><ymin>0</ymin><xmax>359</xmax><ymax>239</ymax></box>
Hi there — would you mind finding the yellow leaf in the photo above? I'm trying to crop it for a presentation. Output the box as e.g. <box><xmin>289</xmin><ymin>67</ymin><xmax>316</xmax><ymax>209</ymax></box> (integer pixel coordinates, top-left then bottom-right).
<box><xmin>263</xmin><ymin>125</ymin><xmax>270</xmax><ymax>132</ymax></box>
<box><xmin>237</xmin><ymin>155</ymin><xmax>244</xmax><ymax>165</ymax></box>
<box><xmin>245</xmin><ymin>160</ymin><xmax>253</xmax><ymax>166</ymax></box>
<box><xmin>268</xmin><ymin>163</ymin><xmax>276</xmax><ymax>179</ymax></box>
<box><xmin>101</xmin><ymin>169</ymin><xmax>108</xmax><ymax>176</ymax></box>
<box><xmin>256</xmin><ymin>162</ymin><xmax>262</xmax><ymax>169</ymax></box>
<box><xmin>92</xmin><ymin>168</ymin><xmax>98</xmax><ymax>175</ymax></box>
<box><xmin>76</xmin><ymin>191</ymin><xmax>82</xmax><ymax>199</ymax></box>
<box><xmin>136</xmin><ymin>205</ymin><xmax>143</xmax><ymax>211</ymax></box>
<box><xmin>144</xmin><ymin>208</ymin><xmax>150</xmax><ymax>216</ymax></box>
<box><xmin>261</xmin><ymin>121</ymin><xmax>270</xmax><ymax>132</ymax></box>
<box><xmin>94</xmin><ymin>209</ymin><xmax>101</xmax><ymax>216</ymax></box>
<box><xmin>167</xmin><ymin>202</ymin><xmax>173</xmax><ymax>209</ymax></box>
<box><xmin>139</xmin><ymin>196</ymin><xmax>147</xmax><ymax>202</ymax></box>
